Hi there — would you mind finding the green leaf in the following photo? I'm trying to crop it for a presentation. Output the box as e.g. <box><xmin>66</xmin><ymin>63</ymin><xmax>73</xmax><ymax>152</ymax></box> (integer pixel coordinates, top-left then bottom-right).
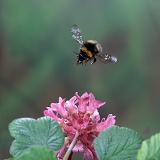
<box><xmin>14</xmin><ymin>146</ymin><xmax>56</xmax><ymax>160</ymax></box>
<box><xmin>137</xmin><ymin>133</ymin><xmax>160</xmax><ymax>160</ymax></box>
<box><xmin>9</xmin><ymin>117</ymin><xmax>64</xmax><ymax>157</ymax></box>
<box><xmin>94</xmin><ymin>125</ymin><xmax>142</xmax><ymax>160</ymax></box>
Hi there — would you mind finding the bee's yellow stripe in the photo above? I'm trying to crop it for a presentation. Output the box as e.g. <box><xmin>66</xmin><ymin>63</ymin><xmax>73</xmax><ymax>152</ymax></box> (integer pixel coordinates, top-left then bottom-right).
<box><xmin>87</xmin><ymin>40</ymin><xmax>95</xmax><ymax>44</ymax></box>
<box><xmin>81</xmin><ymin>47</ymin><xmax>92</xmax><ymax>57</ymax></box>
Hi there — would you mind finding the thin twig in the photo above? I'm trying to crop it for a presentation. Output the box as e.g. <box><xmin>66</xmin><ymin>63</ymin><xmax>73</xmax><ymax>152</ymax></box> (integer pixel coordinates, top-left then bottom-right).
<box><xmin>63</xmin><ymin>132</ymin><xmax>79</xmax><ymax>160</ymax></box>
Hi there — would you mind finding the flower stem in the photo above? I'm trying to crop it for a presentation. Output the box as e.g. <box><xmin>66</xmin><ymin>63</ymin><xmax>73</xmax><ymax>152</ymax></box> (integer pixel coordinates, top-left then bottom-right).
<box><xmin>63</xmin><ymin>132</ymin><xmax>79</xmax><ymax>160</ymax></box>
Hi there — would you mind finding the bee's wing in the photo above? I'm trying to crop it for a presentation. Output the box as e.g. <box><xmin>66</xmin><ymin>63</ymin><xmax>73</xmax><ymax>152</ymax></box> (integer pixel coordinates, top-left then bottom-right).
<box><xmin>71</xmin><ymin>25</ymin><xmax>83</xmax><ymax>45</ymax></box>
<box><xmin>97</xmin><ymin>53</ymin><xmax>117</xmax><ymax>64</ymax></box>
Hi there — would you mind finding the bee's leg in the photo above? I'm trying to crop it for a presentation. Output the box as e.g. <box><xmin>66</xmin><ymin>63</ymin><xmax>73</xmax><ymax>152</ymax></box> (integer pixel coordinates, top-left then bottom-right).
<box><xmin>74</xmin><ymin>61</ymin><xmax>78</xmax><ymax>67</ymax></box>
<box><xmin>83</xmin><ymin>59</ymin><xmax>88</xmax><ymax>66</ymax></box>
<box><xmin>91</xmin><ymin>57</ymin><xmax>96</xmax><ymax>64</ymax></box>
<box><xmin>83</xmin><ymin>57</ymin><xmax>90</xmax><ymax>66</ymax></box>
<box><xmin>74</xmin><ymin>59</ymin><xmax>83</xmax><ymax>67</ymax></box>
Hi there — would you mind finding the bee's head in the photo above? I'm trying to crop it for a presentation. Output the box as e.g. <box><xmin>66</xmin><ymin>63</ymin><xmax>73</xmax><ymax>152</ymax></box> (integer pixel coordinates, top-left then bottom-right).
<box><xmin>74</xmin><ymin>52</ymin><xmax>87</xmax><ymax>65</ymax></box>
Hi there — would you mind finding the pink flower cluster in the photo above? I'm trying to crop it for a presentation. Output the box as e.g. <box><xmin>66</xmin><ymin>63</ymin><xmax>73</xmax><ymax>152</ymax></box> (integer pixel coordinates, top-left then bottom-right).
<box><xmin>44</xmin><ymin>92</ymin><xmax>116</xmax><ymax>160</ymax></box>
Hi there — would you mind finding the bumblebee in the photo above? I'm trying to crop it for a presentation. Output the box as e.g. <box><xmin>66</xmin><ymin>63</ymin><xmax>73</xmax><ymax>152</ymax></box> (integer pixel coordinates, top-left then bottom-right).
<box><xmin>71</xmin><ymin>24</ymin><xmax>117</xmax><ymax>65</ymax></box>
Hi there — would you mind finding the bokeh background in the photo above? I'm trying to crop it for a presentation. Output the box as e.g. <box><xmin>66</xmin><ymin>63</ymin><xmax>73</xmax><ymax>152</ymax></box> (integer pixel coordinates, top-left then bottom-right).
<box><xmin>0</xmin><ymin>0</ymin><xmax>160</xmax><ymax>159</ymax></box>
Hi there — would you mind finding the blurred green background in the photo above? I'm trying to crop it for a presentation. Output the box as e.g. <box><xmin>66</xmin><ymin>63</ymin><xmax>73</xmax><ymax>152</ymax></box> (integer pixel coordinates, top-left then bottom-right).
<box><xmin>0</xmin><ymin>0</ymin><xmax>160</xmax><ymax>159</ymax></box>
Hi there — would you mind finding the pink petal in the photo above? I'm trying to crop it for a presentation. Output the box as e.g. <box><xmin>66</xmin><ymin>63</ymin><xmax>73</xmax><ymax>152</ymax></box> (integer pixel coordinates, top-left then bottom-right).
<box><xmin>96</xmin><ymin>114</ymin><xmax>116</xmax><ymax>132</ymax></box>
<box><xmin>72</xmin><ymin>140</ymin><xmax>84</xmax><ymax>152</ymax></box>
<box><xmin>69</xmin><ymin>96</ymin><xmax>77</xmax><ymax>103</ymax></box>
<box><xmin>56</xmin><ymin>137</ymin><xmax>69</xmax><ymax>160</ymax></box>
<box><xmin>44</xmin><ymin>107</ymin><xmax>61</xmax><ymax>121</ymax></box>
<box><xmin>65</xmin><ymin>100</ymin><xmax>77</xmax><ymax>115</ymax></box>
<box><xmin>83</xmin><ymin>147</ymin><xmax>98</xmax><ymax>160</ymax></box>
<box><xmin>51</xmin><ymin>98</ymin><xmax>68</xmax><ymax>118</ymax></box>
<box><xmin>63</xmin><ymin>125</ymin><xmax>77</xmax><ymax>133</ymax></box>
<box><xmin>75</xmin><ymin>92</ymin><xmax>89</xmax><ymax>113</ymax></box>
<box><xmin>90</xmin><ymin>110</ymin><xmax>100</xmax><ymax>124</ymax></box>
<box><xmin>87</xmin><ymin>93</ymin><xmax>106</xmax><ymax>115</ymax></box>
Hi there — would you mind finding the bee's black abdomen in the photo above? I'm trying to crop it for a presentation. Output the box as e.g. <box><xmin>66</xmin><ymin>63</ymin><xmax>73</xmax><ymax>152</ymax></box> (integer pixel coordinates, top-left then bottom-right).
<box><xmin>83</xmin><ymin>42</ymin><xmax>97</xmax><ymax>54</ymax></box>
<box><xmin>83</xmin><ymin>40</ymin><xmax>102</xmax><ymax>54</ymax></box>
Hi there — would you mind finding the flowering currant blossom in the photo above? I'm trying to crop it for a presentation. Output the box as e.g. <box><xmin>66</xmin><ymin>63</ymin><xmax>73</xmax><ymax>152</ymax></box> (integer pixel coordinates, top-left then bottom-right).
<box><xmin>44</xmin><ymin>92</ymin><xmax>116</xmax><ymax>160</ymax></box>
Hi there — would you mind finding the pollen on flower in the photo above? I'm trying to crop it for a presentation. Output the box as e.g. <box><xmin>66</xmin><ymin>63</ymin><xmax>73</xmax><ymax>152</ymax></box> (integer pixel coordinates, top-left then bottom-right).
<box><xmin>44</xmin><ymin>92</ymin><xmax>116</xmax><ymax>160</ymax></box>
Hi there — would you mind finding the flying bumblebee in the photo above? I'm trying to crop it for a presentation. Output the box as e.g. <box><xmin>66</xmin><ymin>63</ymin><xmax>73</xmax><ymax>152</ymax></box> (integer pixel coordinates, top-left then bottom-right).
<box><xmin>71</xmin><ymin>24</ymin><xmax>117</xmax><ymax>65</ymax></box>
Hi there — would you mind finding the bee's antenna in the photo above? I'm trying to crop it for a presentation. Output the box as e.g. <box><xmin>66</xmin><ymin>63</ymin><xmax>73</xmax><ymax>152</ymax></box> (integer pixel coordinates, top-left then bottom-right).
<box><xmin>73</xmin><ymin>51</ymin><xmax>78</xmax><ymax>55</ymax></box>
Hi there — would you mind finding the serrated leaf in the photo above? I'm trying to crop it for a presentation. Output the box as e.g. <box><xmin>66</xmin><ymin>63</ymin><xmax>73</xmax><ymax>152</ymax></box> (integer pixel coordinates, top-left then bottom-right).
<box><xmin>14</xmin><ymin>146</ymin><xmax>56</xmax><ymax>160</ymax></box>
<box><xmin>9</xmin><ymin>117</ymin><xmax>64</xmax><ymax>157</ymax></box>
<box><xmin>94</xmin><ymin>125</ymin><xmax>142</xmax><ymax>160</ymax></box>
<box><xmin>137</xmin><ymin>133</ymin><xmax>160</xmax><ymax>160</ymax></box>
